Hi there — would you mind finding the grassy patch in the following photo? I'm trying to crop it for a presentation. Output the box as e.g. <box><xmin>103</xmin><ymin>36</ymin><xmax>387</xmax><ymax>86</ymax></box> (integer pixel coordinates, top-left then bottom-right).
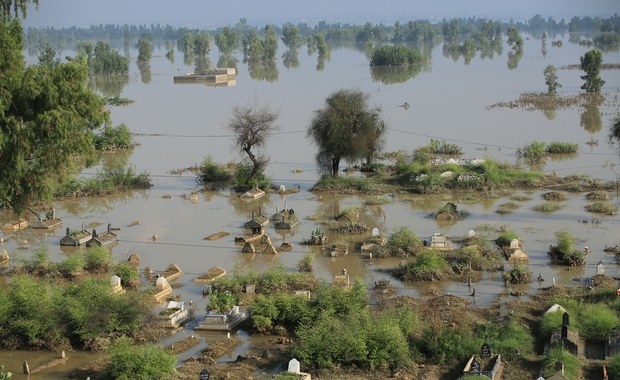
<box><xmin>584</xmin><ymin>201</ymin><xmax>617</xmax><ymax>214</ymax></box>
<box><xmin>585</xmin><ymin>191</ymin><xmax>610</xmax><ymax>201</ymax></box>
<box><xmin>532</xmin><ymin>201</ymin><xmax>563</xmax><ymax>213</ymax></box>
<box><xmin>542</xmin><ymin>191</ymin><xmax>568</xmax><ymax>201</ymax></box>
<box><xmin>495</xmin><ymin>201</ymin><xmax>520</xmax><ymax>214</ymax></box>
<box><xmin>546</xmin><ymin>141</ymin><xmax>579</xmax><ymax>154</ymax></box>
<box><xmin>542</xmin><ymin>347</ymin><xmax>580</xmax><ymax>379</ymax></box>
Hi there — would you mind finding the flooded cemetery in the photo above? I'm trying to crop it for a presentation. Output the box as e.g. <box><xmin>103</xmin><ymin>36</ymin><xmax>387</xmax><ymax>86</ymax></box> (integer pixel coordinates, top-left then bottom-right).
<box><xmin>1</xmin><ymin>26</ymin><xmax>620</xmax><ymax>379</ymax></box>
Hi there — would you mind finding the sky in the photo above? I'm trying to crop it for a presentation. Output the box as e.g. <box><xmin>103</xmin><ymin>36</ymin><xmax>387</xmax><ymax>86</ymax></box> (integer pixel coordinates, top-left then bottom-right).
<box><xmin>23</xmin><ymin>0</ymin><xmax>619</xmax><ymax>29</ymax></box>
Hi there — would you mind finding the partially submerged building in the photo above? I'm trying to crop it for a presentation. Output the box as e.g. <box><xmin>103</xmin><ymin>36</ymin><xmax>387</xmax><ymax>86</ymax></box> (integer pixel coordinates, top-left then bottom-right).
<box><xmin>86</xmin><ymin>223</ymin><xmax>118</xmax><ymax>247</ymax></box>
<box><xmin>243</xmin><ymin>210</ymin><xmax>269</xmax><ymax>237</ymax></box>
<box><xmin>60</xmin><ymin>226</ymin><xmax>92</xmax><ymax>246</ymax></box>
<box><xmin>424</xmin><ymin>232</ymin><xmax>451</xmax><ymax>250</ymax></box>
<box><xmin>270</xmin><ymin>203</ymin><xmax>300</xmax><ymax>230</ymax></box>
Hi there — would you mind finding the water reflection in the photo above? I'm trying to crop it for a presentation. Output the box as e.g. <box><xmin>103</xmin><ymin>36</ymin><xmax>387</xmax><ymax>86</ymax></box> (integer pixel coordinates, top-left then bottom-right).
<box><xmin>507</xmin><ymin>47</ymin><xmax>523</xmax><ymax>70</ymax></box>
<box><xmin>282</xmin><ymin>48</ymin><xmax>300</xmax><ymax>69</ymax></box>
<box><xmin>217</xmin><ymin>54</ymin><xmax>238</xmax><ymax>70</ymax></box>
<box><xmin>580</xmin><ymin>93</ymin><xmax>604</xmax><ymax>133</ymax></box>
<box><xmin>88</xmin><ymin>73</ymin><xmax>129</xmax><ymax>97</ymax></box>
<box><xmin>370</xmin><ymin>64</ymin><xmax>427</xmax><ymax>84</ymax></box>
<box><xmin>194</xmin><ymin>55</ymin><xmax>211</xmax><ymax>73</ymax></box>
<box><xmin>137</xmin><ymin>59</ymin><xmax>151</xmax><ymax>84</ymax></box>
<box><xmin>247</xmin><ymin>59</ymin><xmax>278</xmax><ymax>82</ymax></box>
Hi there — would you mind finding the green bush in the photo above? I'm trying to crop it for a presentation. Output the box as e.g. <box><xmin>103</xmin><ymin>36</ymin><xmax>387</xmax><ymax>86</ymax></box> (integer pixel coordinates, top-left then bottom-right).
<box><xmin>532</xmin><ymin>201</ymin><xmax>564</xmax><ymax>213</ymax></box>
<box><xmin>542</xmin><ymin>191</ymin><xmax>568</xmax><ymax>201</ymax></box>
<box><xmin>608</xmin><ymin>353</ymin><xmax>620</xmax><ymax>379</ymax></box>
<box><xmin>585</xmin><ymin>201</ymin><xmax>617</xmax><ymax>214</ymax></box>
<box><xmin>84</xmin><ymin>246</ymin><xmax>113</xmax><ymax>273</ymax></box>
<box><xmin>232</xmin><ymin>161</ymin><xmax>270</xmax><ymax>192</ymax></box>
<box><xmin>385</xmin><ymin>226</ymin><xmax>422</xmax><ymax>256</ymax></box>
<box><xmin>548</xmin><ymin>230</ymin><xmax>586</xmax><ymax>266</ymax></box>
<box><xmin>545</xmin><ymin>141</ymin><xmax>579</xmax><ymax>154</ymax></box>
<box><xmin>399</xmin><ymin>251</ymin><xmax>449</xmax><ymax>281</ymax></box>
<box><xmin>107</xmin><ymin>337</ymin><xmax>176</xmax><ymax>380</ymax></box>
<box><xmin>516</xmin><ymin>141</ymin><xmax>546</xmax><ymax>165</ymax></box>
<box><xmin>494</xmin><ymin>230</ymin><xmax>518</xmax><ymax>248</ymax></box>
<box><xmin>198</xmin><ymin>155</ymin><xmax>232</xmax><ymax>183</ymax></box>
<box><xmin>114</xmin><ymin>262</ymin><xmax>141</xmax><ymax>289</ymax></box>
<box><xmin>208</xmin><ymin>290</ymin><xmax>238</xmax><ymax>313</ymax></box>
<box><xmin>578</xmin><ymin>304</ymin><xmax>619</xmax><ymax>341</ymax></box>
<box><xmin>495</xmin><ymin>201</ymin><xmax>520</xmax><ymax>214</ymax></box>
<box><xmin>57</xmin><ymin>254</ymin><xmax>85</xmax><ymax>278</ymax></box>
<box><xmin>370</xmin><ymin>45</ymin><xmax>425</xmax><ymax>66</ymax></box>
<box><xmin>420</xmin><ymin>325</ymin><xmax>478</xmax><ymax>365</ymax></box>
<box><xmin>429</xmin><ymin>139</ymin><xmax>463</xmax><ymax>155</ymax></box>
<box><xmin>93</xmin><ymin>124</ymin><xmax>133</xmax><ymax>150</ymax></box>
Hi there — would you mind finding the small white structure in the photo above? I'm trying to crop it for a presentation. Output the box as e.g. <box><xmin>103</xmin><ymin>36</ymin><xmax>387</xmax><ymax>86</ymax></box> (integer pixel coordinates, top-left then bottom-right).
<box><xmin>372</xmin><ymin>228</ymin><xmax>379</xmax><ymax>237</ymax></box>
<box><xmin>153</xmin><ymin>276</ymin><xmax>172</xmax><ymax>303</ymax></box>
<box><xmin>159</xmin><ymin>301</ymin><xmax>191</xmax><ymax>328</ymax></box>
<box><xmin>468</xmin><ymin>229</ymin><xmax>476</xmax><ymax>237</ymax></box>
<box><xmin>288</xmin><ymin>358</ymin><xmax>301</xmax><ymax>374</ymax></box>
<box><xmin>597</xmin><ymin>261</ymin><xmax>605</xmax><ymax>275</ymax></box>
<box><xmin>110</xmin><ymin>275</ymin><xmax>124</xmax><ymax>294</ymax></box>
<box><xmin>545</xmin><ymin>303</ymin><xmax>567</xmax><ymax>315</ymax></box>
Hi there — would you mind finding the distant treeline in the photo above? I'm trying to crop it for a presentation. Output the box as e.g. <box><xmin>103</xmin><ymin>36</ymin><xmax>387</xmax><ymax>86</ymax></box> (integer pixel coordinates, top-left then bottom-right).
<box><xmin>24</xmin><ymin>14</ymin><xmax>620</xmax><ymax>53</ymax></box>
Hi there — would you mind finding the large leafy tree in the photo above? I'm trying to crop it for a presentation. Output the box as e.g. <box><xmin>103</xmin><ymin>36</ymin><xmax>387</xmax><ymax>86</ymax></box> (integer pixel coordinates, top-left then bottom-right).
<box><xmin>580</xmin><ymin>49</ymin><xmax>605</xmax><ymax>93</ymax></box>
<box><xmin>307</xmin><ymin>89</ymin><xmax>386</xmax><ymax>177</ymax></box>
<box><xmin>214</xmin><ymin>26</ymin><xmax>238</xmax><ymax>55</ymax></box>
<box><xmin>0</xmin><ymin>19</ymin><xmax>108</xmax><ymax>216</ymax></box>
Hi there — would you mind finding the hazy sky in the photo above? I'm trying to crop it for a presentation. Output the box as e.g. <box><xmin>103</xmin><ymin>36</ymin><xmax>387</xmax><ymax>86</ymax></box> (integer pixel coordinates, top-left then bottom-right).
<box><xmin>23</xmin><ymin>0</ymin><xmax>618</xmax><ymax>28</ymax></box>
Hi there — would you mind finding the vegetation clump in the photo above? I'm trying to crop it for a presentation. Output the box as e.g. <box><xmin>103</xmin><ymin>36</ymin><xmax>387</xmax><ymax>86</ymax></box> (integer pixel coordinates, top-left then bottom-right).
<box><xmin>374</xmin><ymin>226</ymin><xmax>422</xmax><ymax>257</ymax></box>
<box><xmin>397</xmin><ymin>251</ymin><xmax>450</xmax><ymax>281</ymax></box>
<box><xmin>584</xmin><ymin>201</ymin><xmax>617</xmax><ymax>214</ymax></box>
<box><xmin>545</xmin><ymin>141</ymin><xmax>579</xmax><ymax>154</ymax></box>
<box><xmin>532</xmin><ymin>201</ymin><xmax>563</xmax><ymax>213</ymax></box>
<box><xmin>369</xmin><ymin>45</ymin><xmax>426</xmax><ymax>67</ymax></box>
<box><xmin>503</xmin><ymin>264</ymin><xmax>531</xmax><ymax>284</ymax></box>
<box><xmin>547</xmin><ymin>230</ymin><xmax>586</xmax><ymax>266</ymax></box>
<box><xmin>197</xmin><ymin>156</ymin><xmax>233</xmax><ymax>184</ymax></box>
<box><xmin>54</xmin><ymin>167</ymin><xmax>151</xmax><ymax>198</ymax></box>
<box><xmin>585</xmin><ymin>191</ymin><xmax>609</xmax><ymax>201</ymax></box>
<box><xmin>495</xmin><ymin>201</ymin><xmax>520</xmax><ymax>214</ymax></box>
<box><xmin>106</xmin><ymin>336</ymin><xmax>176</xmax><ymax>380</ymax></box>
<box><xmin>92</xmin><ymin>124</ymin><xmax>133</xmax><ymax>150</ymax></box>
<box><xmin>542</xmin><ymin>191</ymin><xmax>568</xmax><ymax>201</ymax></box>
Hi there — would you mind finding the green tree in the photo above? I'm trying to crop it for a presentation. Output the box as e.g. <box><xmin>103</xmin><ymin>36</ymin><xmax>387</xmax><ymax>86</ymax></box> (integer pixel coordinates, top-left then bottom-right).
<box><xmin>580</xmin><ymin>49</ymin><xmax>605</xmax><ymax>92</ymax></box>
<box><xmin>214</xmin><ymin>26</ymin><xmax>238</xmax><ymax>55</ymax></box>
<box><xmin>281</xmin><ymin>23</ymin><xmax>301</xmax><ymax>49</ymax></box>
<box><xmin>307</xmin><ymin>89</ymin><xmax>386</xmax><ymax>177</ymax></box>
<box><xmin>0</xmin><ymin>19</ymin><xmax>108</xmax><ymax>215</ymax></box>
<box><xmin>0</xmin><ymin>0</ymin><xmax>37</xmax><ymax>20</ymax></box>
<box><xmin>193</xmin><ymin>31</ymin><xmax>211</xmax><ymax>58</ymax></box>
<box><xmin>137</xmin><ymin>37</ymin><xmax>153</xmax><ymax>63</ymax></box>
<box><xmin>262</xmin><ymin>25</ymin><xmax>278</xmax><ymax>60</ymax></box>
<box><xmin>544</xmin><ymin>65</ymin><xmax>561</xmax><ymax>93</ymax></box>
<box><xmin>228</xmin><ymin>103</ymin><xmax>279</xmax><ymax>179</ymax></box>
<box><xmin>506</xmin><ymin>26</ymin><xmax>523</xmax><ymax>50</ymax></box>
<box><xmin>107</xmin><ymin>337</ymin><xmax>176</xmax><ymax>380</ymax></box>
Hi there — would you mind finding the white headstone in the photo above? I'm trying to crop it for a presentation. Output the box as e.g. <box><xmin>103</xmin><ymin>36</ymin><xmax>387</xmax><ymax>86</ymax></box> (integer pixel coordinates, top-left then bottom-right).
<box><xmin>468</xmin><ymin>229</ymin><xmax>475</xmax><ymax>237</ymax></box>
<box><xmin>279</xmin><ymin>185</ymin><xmax>286</xmax><ymax>192</ymax></box>
<box><xmin>372</xmin><ymin>228</ymin><xmax>379</xmax><ymax>237</ymax></box>
<box><xmin>110</xmin><ymin>275</ymin><xmax>121</xmax><ymax>287</ymax></box>
<box><xmin>509</xmin><ymin>239</ymin><xmax>520</xmax><ymax>249</ymax></box>
<box><xmin>156</xmin><ymin>276</ymin><xmax>170</xmax><ymax>290</ymax></box>
<box><xmin>288</xmin><ymin>358</ymin><xmax>300</xmax><ymax>374</ymax></box>
<box><xmin>232</xmin><ymin>305</ymin><xmax>240</xmax><ymax>315</ymax></box>
<box><xmin>597</xmin><ymin>262</ymin><xmax>605</xmax><ymax>275</ymax></box>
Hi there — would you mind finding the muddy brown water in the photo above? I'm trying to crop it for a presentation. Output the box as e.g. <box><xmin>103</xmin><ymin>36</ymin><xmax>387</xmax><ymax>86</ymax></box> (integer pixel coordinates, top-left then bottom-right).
<box><xmin>1</xmin><ymin>32</ymin><xmax>619</xmax><ymax>376</ymax></box>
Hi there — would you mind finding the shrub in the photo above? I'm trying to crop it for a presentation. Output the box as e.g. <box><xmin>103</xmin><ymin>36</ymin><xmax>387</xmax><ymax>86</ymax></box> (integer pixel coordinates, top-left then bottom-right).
<box><xmin>198</xmin><ymin>155</ymin><xmax>232</xmax><ymax>183</ymax></box>
<box><xmin>545</xmin><ymin>141</ymin><xmax>579</xmax><ymax>154</ymax></box>
<box><xmin>83</xmin><ymin>246</ymin><xmax>113</xmax><ymax>273</ymax></box>
<box><xmin>385</xmin><ymin>227</ymin><xmax>422</xmax><ymax>256</ymax></box>
<box><xmin>585</xmin><ymin>201</ymin><xmax>617</xmax><ymax>214</ymax></box>
<box><xmin>107</xmin><ymin>336</ymin><xmax>176</xmax><ymax>380</ymax></box>
<box><xmin>495</xmin><ymin>230</ymin><xmax>518</xmax><ymax>248</ymax></box>
<box><xmin>516</xmin><ymin>141</ymin><xmax>546</xmax><ymax>165</ymax></box>
<box><xmin>208</xmin><ymin>290</ymin><xmax>238</xmax><ymax>313</ymax></box>
<box><xmin>542</xmin><ymin>191</ymin><xmax>568</xmax><ymax>201</ymax></box>
<box><xmin>495</xmin><ymin>201</ymin><xmax>520</xmax><ymax>214</ymax></box>
<box><xmin>57</xmin><ymin>254</ymin><xmax>85</xmax><ymax>278</ymax></box>
<box><xmin>369</xmin><ymin>45</ymin><xmax>425</xmax><ymax>66</ymax></box>
<box><xmin>428</xmin><ymin>139</ymin><xmax>463</xmax><ymax>155</ymax></box>
<box><xmin>93</xmin><ymin>124</ymin><xmax>133</xmax><ymax>150</ymax></box>
<box><xmin>578</xmin><ymin>304</ymin><xmax>619</xmax><ymax>341</ymax></box>
<box><xmin>231</xmin><ymin>161</ymin><xmax>270</xmax><ymax>193</ymax></box>
<box><xmin>532</xmin><ymin>201</ymin><xmax>563</xmax><ymax>213</ymax></box>
<box><xmin>114</xmin><ymin>262</ymin><xmax>141</xmax><ymax>289</ymax></box>
<box><xmin>548</xmin><ymin>230</ymin><xmax>586</xmax><ymax>266</ymax></box>
<box><xmin>297</xmin><ymin>253</ymin><xmax>313</xmax><ymax>272</ymax></box>
<box><xmin>399</xmin><ymin>251</ymin><xmax>449</xmax><ymax>281</ymax></box>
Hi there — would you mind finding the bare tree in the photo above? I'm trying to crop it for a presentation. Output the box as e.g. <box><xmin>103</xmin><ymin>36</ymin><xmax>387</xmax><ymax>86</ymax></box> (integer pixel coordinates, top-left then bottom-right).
<box><xmin>228</xmin><ymin>103</ymin><xmax>279</xmax><ymax>175</ymax></box>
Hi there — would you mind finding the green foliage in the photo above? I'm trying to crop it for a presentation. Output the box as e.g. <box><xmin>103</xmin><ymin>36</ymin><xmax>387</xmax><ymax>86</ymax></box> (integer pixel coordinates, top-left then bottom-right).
<box><xmin>208</xmin><ymin>289</ymin><xmax>238</xmax><ymax>313</ymax></box>
<box><xmin>609</xmin><ymin>353</ymin><xmax>620</xmax><ymax>378</ymax></box>
<box><xmin>57</xmin><ymin>253</ymin><xmax>85</xmax><ymax>278</ymax></box>
<box><xmin>428</xmin><ymin>139</ymin><xmax>463</xmax><ymax>155</ymax></box>
<box><xmin>231</xmin><ymin>161</ymin><xmax>269</xmax><ymax>192</ymax></box>
<box><xmin>114</xmin><ymin>262</ymin><xmax>141</xmax><ymax>289</ymax></box>
<box><xmin>494</xmin><ymin>230</ymin><xmax>518</xmax><ymax>248</ymax></box>
<box><xmin>548</xmin><ymin>230</ymin><xmax>586</xmax><ymax>266</ymax></box>
<box><xmin>93</xmin><ymin>124</ymin><xmax>133</xmax><ymax>150</ymax></box>
<box><xmin>297</xmin><ymin>253</ymin><xmax>314</xmax><ymax>272</ymax></box>
<box><xmin>580</xmin><ymin>49</ymin><xmax>605</xmax><ymax>93</ymax></box>
<box><xmin>543</xmin><ymin>347</ymin><xmax>580</xmax><ymax>379</ymax></box>
<box><xmin>369</xmin><ymin>45</ymin><xmax>425</xmax><ymax>66</ymax></box>
<box><xmin>585</xmin><ymin>201</ymin><xmax>617</xmax><ymax>214</ymax></box>
<box><xmin>546</xmin><ymin>141</ymin><xmax>578</xmax><ymax>154</ymax></box>
<box><xmin>516</xmin><ymin>141</ymin><xmax>547</xmax><ymax>165</ymax></box>
<box><xmin>214</xmin><ymin>26</ymin><xmax>238</xmax><ymax>55</ymax></box>
<box><xmin>495</xmin><ymin>201</ymin><xmax>520</xmax><ymax>214</ymax></box>
<box><xmin>281</xmin><ymin>23</ymin><xmax>302</xmax><ymax>49</ymax></box>
<box><xmin>198</xmin><ymin>156</ymin><xmax>232</xmax><ymax>184</ymax></box>
<box><xmin>385</xmin><ymin>226</ymin><xmax>421</xmax><ymax>256</ymax></box>
<box><xmin>107</xmin><ymin>336</ymin><xmax>176</xmax><ymax>380</ymax></box>
<box><xmin>1</xmin><ymin>20</ymin><xmax>108</xmax><ymax>215</ymax></box>
<box><xmin>420</xmin><ymin>324</ymin><xmax>478</xmax><ymax>365</ymax></box>
<box><xmin>83</xmin><ymin>246</ymin><xmax>113</xmax><ymax>273</ymax></box>
<box><xmin>578</xmin><ymin>304</ymin><xmax>619</xmax><ymax>340</ymax></box>
<box><xmin>543</xmin><ymin>65</ymin><xmax>561</xmax><ymax>93</ymax></box>
<box><xmin>307</xmin><ymin>89</ymin><xmax>386</xmax><ymax>177</ymax></box>
<box><xmin>89</xmin><ymin>41</ymin><xmax>130</xmax><ymax>75</ymax></box>
<box><xmin>54</xmin><ymin>167</ymin><xmax>152</xmax><ymax>197</ymax></box>
<box><xmin>399</xmin><ymin>251</ymin><xmax>449</xmax><ymax>281</ymax></box>
<box><xmin>532</xmin><ymin>201</ymin><xmax>564</xmax><ymax>213</ymax></box>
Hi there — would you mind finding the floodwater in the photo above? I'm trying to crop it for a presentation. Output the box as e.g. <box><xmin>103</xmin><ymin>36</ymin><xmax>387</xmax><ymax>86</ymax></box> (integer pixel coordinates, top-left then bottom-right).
<box><xmin>1</xmin><ymin>33</ymin><xmax>620</xmax><ymax>377</ymax></box>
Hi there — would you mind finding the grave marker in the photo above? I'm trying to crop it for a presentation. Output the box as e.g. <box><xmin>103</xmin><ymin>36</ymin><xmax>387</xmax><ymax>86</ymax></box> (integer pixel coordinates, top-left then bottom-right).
<box><xmin>372</xmin><ymin>227</ymin><xmax>379</xmax><ymax>237</ymax></box>
<box><xmin>562</xmin><ymin>312</ymin><xmax>569</xmax><ymax>326</ymax></box>
<box><xmin>481</xmin><ymin>343</ymin><xmax>491</xmax><ymax>358</ymax></box>
<box><xmin>597</xmin><ymin>261</ymin><xmax>605</xmax><ymax>275</ymax></box>
<box><xmin>288</xmin><ymin>358</ymin><xmax>300</xmax><ymax>374</ymax></box>
<box><xmin>470</xmin><ymin>358</ymin><xmax>480</xmax><ymax>373</ymax></box>
<box><xmin>199</xmin><ymin>368</ymin><xmax>210</xmax><ymax>380</ymax></box>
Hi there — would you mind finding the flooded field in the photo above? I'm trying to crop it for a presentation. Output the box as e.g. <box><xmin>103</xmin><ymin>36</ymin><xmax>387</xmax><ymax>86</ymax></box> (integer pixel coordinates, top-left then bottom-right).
<box><xmin>1</xmin><ymin>32</ymin><xmax>619</xmax><ymax>377</ymax></box>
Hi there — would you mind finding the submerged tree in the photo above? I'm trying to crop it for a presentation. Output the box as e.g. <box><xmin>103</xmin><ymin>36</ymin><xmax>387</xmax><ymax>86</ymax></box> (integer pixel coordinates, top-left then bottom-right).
<box><xmin>543</xmin><ymin>65</ymin><xmax>561</xmax><ymax>93</ymax></box>
<box><xmin>580</xmin><ymin>49</ymin><xmax>605</xmax><ymax>93</ymax></box>
<box><xmin>228</xmin><ymin>103</ymin><xmax>279</xmax><ymax>178</ymax></box>
<box><xmin>214</xmin><ymin>26</ymin><xmax>238</xmax><ymax>55</ymax></box>
<box><xmin>307</xmin><ymin>89</ymin><xmax>386</xmax><ymax>177</ymax></box>
<box><xmin>0</xmin><ymin>0</ymin><xmax>37</xmax><ymax>20</ymax></box>
<box><xmin>0</xmin><ymin>19</ymin><xmax>108</xmax><ymax>215</ymax></box>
